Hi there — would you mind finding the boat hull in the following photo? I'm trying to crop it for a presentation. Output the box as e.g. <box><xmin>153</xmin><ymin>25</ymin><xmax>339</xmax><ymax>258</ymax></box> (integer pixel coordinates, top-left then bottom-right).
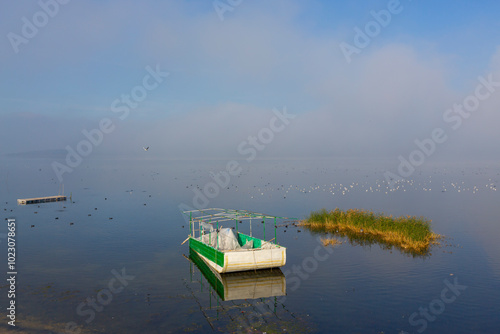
<box><xmin>189</xmin><ymin>236</ymin><xmax>286</xmax><ymax>273</ymax></box>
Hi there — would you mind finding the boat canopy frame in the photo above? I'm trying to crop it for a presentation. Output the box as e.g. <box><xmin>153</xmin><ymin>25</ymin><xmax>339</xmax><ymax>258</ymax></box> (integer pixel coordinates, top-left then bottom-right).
<box><xmin>183</xmin><ymin>208</ymin><xmax>297</xmax><ymax>246</ymax></box>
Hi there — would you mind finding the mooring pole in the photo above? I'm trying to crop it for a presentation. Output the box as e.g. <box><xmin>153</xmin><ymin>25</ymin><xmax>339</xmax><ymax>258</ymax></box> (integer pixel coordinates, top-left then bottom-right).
<box><xmin>274</xmin><ymin>217</ymin><xmax>277</xmax><ymax>244</ymax></box>
<box><xmin>201</xmin><ymin>220</ymin><xmax>203</xmax><ymax>240</ymax></box>
<box><xmin>263</xmin><ymin>218</ymin><xmax>265</xmax><ymax>240</ymax></box>
<box><xmin>189</xmin><ymin>212</ymin><xmax>192</xmax><ymax>237</ymax></box>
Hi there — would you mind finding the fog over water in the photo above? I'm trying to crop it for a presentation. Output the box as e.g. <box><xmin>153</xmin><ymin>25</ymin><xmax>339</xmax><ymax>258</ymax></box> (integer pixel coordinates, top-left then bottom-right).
<box><xmin>1</xmin><ymin>2</ymin><xmax>500</xmax><ymax>163</ymax></box>
<box><xmin>1</xmin><ymin>1</ymin><xmax>500</xmax><ymax>333</ymax></box>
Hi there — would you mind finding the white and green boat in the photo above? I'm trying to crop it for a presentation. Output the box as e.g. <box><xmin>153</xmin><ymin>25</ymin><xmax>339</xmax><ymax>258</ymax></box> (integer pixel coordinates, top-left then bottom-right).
<box><xmin>183</xmin><ymin>208</ymin><xmax>294</xmax><ymax>274</ymax></box>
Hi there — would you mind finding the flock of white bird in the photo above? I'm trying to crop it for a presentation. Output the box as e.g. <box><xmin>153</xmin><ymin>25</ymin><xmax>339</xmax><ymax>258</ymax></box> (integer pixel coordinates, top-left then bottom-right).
<box><xmin>182</xmin><ymin>166</ymin><xmax>498</xmax><ymax>200</ymax></box>
<box><xmin>239</xmin><ymin>175</ymin><xmax>498</xmax><ymax>199</ymax></box>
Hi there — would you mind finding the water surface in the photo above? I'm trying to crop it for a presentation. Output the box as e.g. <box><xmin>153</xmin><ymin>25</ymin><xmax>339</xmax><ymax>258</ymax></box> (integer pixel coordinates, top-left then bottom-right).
<box><xmin>1</xmin><ymin>157</ymin><xmax>499</xmax><ymax>333</ymax></box>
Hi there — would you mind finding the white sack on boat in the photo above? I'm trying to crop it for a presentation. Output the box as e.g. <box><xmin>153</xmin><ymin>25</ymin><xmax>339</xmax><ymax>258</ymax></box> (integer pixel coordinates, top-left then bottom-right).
<box><xmin>200</xmin><ymin>222</ymin><xmax>214</xmax><ymax>232</ymax></box>
<box><xmin>241</xmin><ymin>239</ymin><xmax>253</xmax><ymax>249</ymax></box>
<box><xmin>201</xmin><ymin>228</ymin><xmax>240</xmax><ymax>250</ymax></box>
<box><xmin>260</xmin><ymin>241</ymin><xmax>275</xmax><ymax>249</ymax></box>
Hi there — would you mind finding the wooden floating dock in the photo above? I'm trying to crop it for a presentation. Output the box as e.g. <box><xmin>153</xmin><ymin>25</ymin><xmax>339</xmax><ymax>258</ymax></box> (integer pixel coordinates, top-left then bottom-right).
<box><xmin>17</xmin><ymin>195</ymin><xmax>67</xmax><ymax>205</ymax></box>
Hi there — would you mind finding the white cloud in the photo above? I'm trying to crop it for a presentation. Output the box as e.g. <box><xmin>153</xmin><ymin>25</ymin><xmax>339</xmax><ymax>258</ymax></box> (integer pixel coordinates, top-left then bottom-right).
<box><xmin>1</xmin><ymin>1</ymin><xmax>499</xmax><ymax>160</ymax></box>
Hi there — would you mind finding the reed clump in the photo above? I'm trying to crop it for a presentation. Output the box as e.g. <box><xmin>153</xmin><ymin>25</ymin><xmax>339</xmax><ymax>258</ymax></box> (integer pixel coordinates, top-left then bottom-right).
<box><xmin>302</xmin><ymin>208</ymin><xmax>440</xmax><ymax>255</ymax></box>
<box><xmin>320</xmin><ymin>237</ymin><xmax>343</xmax><ymax>247</ymax></box>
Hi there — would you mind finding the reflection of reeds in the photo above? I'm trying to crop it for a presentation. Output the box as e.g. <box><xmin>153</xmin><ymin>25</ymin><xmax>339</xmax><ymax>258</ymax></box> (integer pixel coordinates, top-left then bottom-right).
<box><xmin>320</xmin><ymin>237</ymin><xmax>342</xmax><ymax>247</ymax></box>
<box><xmin>302</xmin><ymin>208</ymin><xmax>441</xmax><ymax>255</ymax></box>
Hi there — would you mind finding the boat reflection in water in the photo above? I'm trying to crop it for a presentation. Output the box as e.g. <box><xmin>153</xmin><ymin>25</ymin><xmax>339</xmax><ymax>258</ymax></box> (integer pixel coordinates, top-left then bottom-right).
<box><xmin>184</xmin><ymin>248</ymin><xmax>313</xmax><ymax>332</ymax></box>
<box><xmin>188</xmin><ymin>248</ymin><xmax>286</xmax><ymax>301</ymax></box>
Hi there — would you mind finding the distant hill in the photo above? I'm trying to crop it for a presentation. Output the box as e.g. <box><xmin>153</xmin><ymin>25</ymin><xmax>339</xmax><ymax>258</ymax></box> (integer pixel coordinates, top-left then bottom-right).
<box><xmin>5</xmin><ymin>149</ymin><xmax>67</xmax><ymax>158</ymax></box>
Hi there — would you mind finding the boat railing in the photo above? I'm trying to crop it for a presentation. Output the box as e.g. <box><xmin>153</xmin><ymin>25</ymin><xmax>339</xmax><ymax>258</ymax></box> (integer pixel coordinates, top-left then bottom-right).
<box><xmin>183</xmin><ymin>208</ymin><xmax>297</xmax><ymax>249</ymax></box>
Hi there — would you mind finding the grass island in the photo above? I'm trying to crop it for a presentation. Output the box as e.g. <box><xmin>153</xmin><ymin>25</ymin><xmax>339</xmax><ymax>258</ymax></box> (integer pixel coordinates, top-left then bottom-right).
<box><xmin>301</xmin><ymin>208</ymin><xmax>441</xmax><ymax>255</ymax></box>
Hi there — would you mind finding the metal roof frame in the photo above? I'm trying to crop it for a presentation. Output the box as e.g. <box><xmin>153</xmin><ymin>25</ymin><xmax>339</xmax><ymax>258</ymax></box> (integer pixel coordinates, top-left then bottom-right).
<box><xmin>183</xmin><ymin>208</ymin><xmax>294</xmax><ymax>223</ymax></box>
<box><xmin>183</xmin><ymin>208</ymin><xmax>297</xmax><ymax>243</ymax></box>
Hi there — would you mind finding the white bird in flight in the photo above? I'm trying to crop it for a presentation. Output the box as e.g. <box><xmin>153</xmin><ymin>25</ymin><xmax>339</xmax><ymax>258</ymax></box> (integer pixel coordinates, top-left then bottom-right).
<box><xmin>143</xmin><ymin>146</ymin><xmax>149</xmax><ymax>151</ymax></box>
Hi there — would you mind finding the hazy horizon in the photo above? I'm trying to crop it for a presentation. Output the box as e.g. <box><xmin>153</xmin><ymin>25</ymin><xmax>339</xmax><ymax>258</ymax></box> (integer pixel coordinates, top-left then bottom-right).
<box><xmin>2</xmin><ymin>1</ymin><xmax>500</xmax><ymax>163</ymax></box>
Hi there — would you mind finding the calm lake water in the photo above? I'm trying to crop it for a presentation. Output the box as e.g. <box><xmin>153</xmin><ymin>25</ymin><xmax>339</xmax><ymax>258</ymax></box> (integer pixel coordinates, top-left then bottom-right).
<box><xmin>1</xmin><ymin>157</ymin><xmax>499</xmax><ymax>333</ymax></box>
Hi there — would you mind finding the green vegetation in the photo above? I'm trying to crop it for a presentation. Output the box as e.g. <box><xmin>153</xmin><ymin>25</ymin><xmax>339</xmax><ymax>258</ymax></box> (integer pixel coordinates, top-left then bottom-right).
<box><xmin>302</xmin><ymin>208</ymin><xmax>440</xmax><ymax>255</ymax></box>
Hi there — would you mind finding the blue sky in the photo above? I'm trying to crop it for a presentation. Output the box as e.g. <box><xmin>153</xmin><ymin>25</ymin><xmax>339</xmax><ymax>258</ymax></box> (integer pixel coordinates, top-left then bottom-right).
<box><xmin>1</xmin><ymin>0</ymin><xmax>499</xmax><ymax>160</ymax></box>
